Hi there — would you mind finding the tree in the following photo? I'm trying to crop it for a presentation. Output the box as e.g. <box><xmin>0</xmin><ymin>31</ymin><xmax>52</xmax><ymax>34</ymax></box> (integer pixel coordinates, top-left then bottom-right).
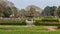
<box><xmin>50</xmin><ymin>6</ymin><xmax>57</xmax><ymax>16</ymax></box>
<box><xmin>11</xmin><ymin>7</ymin><xmax>18</xmax><ymax>17</ymax></box>
<box><xmin>56</xmin><ymin>6</ymin><xmax>60</xmax><ymax>18</ymax></box>
<box><xmin>41</xmin><ymin>6</ymin><xmax>57</xmax><ymax>17</ymax></box>
<box><xmin>41</xmin><ymin>6</ymin><xmax>50</xmax><ymax>16</ymax></box>
<box><xmin>3</xmin><ymin>7</ymin><xmax>12</xmax><ymax>17</ymax></box>
<box><xmin>0</xmin><ymin>2</ymin><xmax>7</xmax><ymax>17</ymax></box>
<box><xmin>18</xmin><ymin>9</ymin><xmax>26</xmax><ymax>18</ymax></box>
<box><xmin>25</xmin><ymin>5</ymin><xmax>41</xmax><ymax>18</ymax></box>
<box><xmin>0</xmin><ymin>0</ymin><xmax>18</xmax><ymax>18</ymax></box>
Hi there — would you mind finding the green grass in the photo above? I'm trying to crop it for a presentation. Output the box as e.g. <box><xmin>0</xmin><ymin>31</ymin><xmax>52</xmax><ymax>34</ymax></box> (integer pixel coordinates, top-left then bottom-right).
<box><xmin>0</xmin><ymin>30</ymin><xmax>60</xmax><ymax>34</ymax></box>
<box><xmin>0</xmin><ymin>25</ymin><xmax>60</xmax><ymax>34</ymax></box>
<box><xmin>0</xmin><ymin>26</ymin><xmax>45</xmax><ymax>30</ymax></box>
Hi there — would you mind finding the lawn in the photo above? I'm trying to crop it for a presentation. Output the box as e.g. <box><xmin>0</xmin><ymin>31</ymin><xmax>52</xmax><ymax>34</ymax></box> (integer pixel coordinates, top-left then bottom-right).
<box><xmin>0</xmin><ymin>25</ymin><xmax>60</xmax><ymax>34</ymax></box>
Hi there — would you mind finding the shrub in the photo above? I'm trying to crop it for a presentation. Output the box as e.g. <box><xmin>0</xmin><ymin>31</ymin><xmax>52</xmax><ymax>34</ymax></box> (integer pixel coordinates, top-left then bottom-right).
<box><xmin>0</xmin><ymin>20</ymin><xmax>26</xmax><ymax>25</ymax></box>
<box><xmin>41</xmin><ymin>18</ymin><xmax>59</xmax><ymax>22</ymax></box>
<box><xmin>41</xmin><ymin>16</ymin><xmax>59</xmax><ymax>22</ymax></box>
<box><xmin>34</xmin><ymin>17</ymin><xmax>59</xmax><ymax>26</ymax></box>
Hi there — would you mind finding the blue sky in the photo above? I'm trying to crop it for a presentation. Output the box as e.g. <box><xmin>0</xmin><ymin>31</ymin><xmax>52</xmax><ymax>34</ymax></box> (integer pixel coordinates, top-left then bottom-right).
<box><xmin>8</xmin><ymin>0</ymin><xmax>60</xmax><ymax>9</ymax></box>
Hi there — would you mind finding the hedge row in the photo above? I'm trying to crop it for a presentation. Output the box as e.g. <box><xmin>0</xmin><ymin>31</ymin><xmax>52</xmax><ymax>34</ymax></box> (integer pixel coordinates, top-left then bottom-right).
<box><xmin>34</xmin><ymin>21</ymin><xmax>60</xmax><ymax>26</ymax></box>
<box><xmin>41</xmin><ymin>18</ymin><xmax>59</xmax><ymax>22</ymax></box>
<box><xmin>34</xmin><ymin>17</ymin><xmax>60</xmax><ymax>26</ymax></box>
<box><xmin>0</xmin><ymin>20</ymin><xmax>26</xmax><ymax>25</ymax></box>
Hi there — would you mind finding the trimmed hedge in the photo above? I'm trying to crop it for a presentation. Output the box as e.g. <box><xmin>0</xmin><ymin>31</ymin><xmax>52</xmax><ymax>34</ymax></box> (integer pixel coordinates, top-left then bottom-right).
<box><xmin>34</xmin><ymin>17</ymin><xmax>60</xmax><ymax>26</ymax></box>
<box><xmin>0</xmin><ymin>20</ymin><xmax>26</xmax><ymax>25</ymax></box>
<box><xmin>41</xmin><ymin>18</ymin><xmax>59</xmax><ymax>22</ymax></box>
